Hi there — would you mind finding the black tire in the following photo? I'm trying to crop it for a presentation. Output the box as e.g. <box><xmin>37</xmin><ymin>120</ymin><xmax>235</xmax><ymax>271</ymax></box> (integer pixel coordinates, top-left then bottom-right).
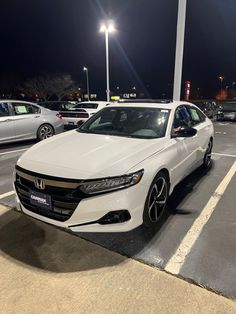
<box><xmin>203</xmin><ymin>139</ymin><xmax>213</xmax><ymax>169</ymax></box>
<box><xmin>143</xmin><ymin>171</ymin><xmax>169</xmax><ymax>228</ymax></box>
<box><xmin>37</xmin><ymin>124</ymin><xmax>54</xmax><ymax>141</ymax></box>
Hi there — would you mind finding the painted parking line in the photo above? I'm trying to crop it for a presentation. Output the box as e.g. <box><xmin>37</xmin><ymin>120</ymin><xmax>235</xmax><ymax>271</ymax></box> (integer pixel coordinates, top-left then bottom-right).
<box><xmin>0</xmin><ymin>191</ymin><xmax>15</xmax><ymax>200</ymax></box>
<box><xmin>212</xmin><ymin>152</ymin><xmax>236</xmax><ymax>158</ymax></box>
<box><xmin>165</xmin><ymin>160</ymin><xmax>236</xmax><ymax>275</ymax></box>
<box><xmin>0</xmin><ymin>148</ymin><xmax>28</xmax><ymax>156</ymax></box>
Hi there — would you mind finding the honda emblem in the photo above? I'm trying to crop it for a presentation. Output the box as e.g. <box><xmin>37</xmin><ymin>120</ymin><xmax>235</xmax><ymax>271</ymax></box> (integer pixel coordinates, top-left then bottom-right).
<box><xmin>34</xmin><ymin>178</ymin><xmax>45</xmax><ymax>190</ymax></box>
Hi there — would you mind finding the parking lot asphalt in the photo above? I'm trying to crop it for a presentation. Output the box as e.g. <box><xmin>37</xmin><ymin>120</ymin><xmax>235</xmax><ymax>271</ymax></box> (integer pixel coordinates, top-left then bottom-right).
<box><xmin>1</xmin><ymin>205</ymin><xmax>236</xmax><ymax>313</ymax></box>
<box><xmin>0</xmin><ymin>121</ymin><xmax>236</xmax><ymax>300</ymax></box>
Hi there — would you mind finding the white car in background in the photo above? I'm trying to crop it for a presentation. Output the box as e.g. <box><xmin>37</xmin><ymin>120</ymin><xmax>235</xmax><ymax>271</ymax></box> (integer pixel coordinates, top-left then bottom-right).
<box><xmin>14</xmin><ymin>101</ymin><xmax>213</xmax><ymax>233</ymax></box>
<box><xmin>0</xmin><ymin>100</ymin><xmax>64</xmax><ymax>144</ymax></box>
<box><xmin>63</xmin><ymin>101</ymin><xmax>111</xmax><ymax>128</ymax></box>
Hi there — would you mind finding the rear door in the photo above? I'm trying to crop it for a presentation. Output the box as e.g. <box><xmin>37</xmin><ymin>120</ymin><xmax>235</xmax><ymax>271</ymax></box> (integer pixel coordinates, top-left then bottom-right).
<box><xmin>170</xmin><ymin>105</ymin><xmax>197</xmax><ymax>183</ymax></box>
<box><xmin>0</xmin><ymin>102</ymin><xmax>15</xmax><ymax>143</ymax></box>
<box><xmin>10</xmin><ymin>102</ymin><xmax>40</xmax><ymax>140</ymax></box>
<box><xmin>187</xmin><ymin>105</ymin><xmax>211</xmax><ymax>162</ymax></box>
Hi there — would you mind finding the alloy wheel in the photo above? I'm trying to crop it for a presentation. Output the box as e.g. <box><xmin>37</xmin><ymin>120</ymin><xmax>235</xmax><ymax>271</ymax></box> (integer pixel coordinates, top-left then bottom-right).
<box><xmin>39</xmin><ymin>125</ymin><xmax>54</xmax><ymax>140</ymax></box>
<box><xmin>147</xmin><ymin>176</ymin><xmax>168</xmax><ymax>223</ymax></box>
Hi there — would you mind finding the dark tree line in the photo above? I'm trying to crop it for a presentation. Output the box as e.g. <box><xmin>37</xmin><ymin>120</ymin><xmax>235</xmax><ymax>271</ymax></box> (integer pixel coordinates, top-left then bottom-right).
<box><xmin>20</xmin><ymin>74</ymin><xmax>81</xmax><ymax>101</ymax></box>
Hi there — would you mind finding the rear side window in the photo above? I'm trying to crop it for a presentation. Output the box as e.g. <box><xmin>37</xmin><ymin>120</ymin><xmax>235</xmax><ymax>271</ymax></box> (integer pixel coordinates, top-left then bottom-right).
<box><xmin>0</xmin><ymin>102</ymin><xmax>9</xmax><ymax>116</ymax></box>
<box><xmin>12</xmin><ymin>103</ymin><xmax>40</xmax><ymax>115</ymax></box>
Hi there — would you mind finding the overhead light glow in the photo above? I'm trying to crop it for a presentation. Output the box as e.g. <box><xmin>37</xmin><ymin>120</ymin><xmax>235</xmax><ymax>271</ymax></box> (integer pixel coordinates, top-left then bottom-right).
<box><xmin>100</xmin><ymin>21</ymin><xmax>115</xmax><ymax>33</ymax></box>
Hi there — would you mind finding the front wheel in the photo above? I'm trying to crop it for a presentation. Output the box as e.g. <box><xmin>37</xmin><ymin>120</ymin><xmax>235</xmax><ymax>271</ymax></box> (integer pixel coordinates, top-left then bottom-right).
<box><xmin>143</xmin><ymin>171</ymin><xmax>169</xmax><ymax>228</ymax></box>
<box><xmin>37</xmin><ymin>124</ymin><xmax>54</xmax><ymax>141</ymax></box>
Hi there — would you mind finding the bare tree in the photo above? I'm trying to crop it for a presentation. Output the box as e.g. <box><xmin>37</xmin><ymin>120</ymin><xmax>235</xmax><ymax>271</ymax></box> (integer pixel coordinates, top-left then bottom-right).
<box><xmin>21</xmin><ymin>74</ymin><xmax>78</xmax><ymax>100</ymax></box>
<box><xmin>50</xmin><ymin>75</ymin><xmax>77</xmax><ymax>100</ymax></box>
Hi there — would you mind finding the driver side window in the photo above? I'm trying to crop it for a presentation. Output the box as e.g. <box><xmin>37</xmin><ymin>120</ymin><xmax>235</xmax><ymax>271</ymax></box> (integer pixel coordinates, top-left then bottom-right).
<box><xmin>173</xmin><ymin>106</ymin><xmax>192</xmax><ymax>129</ymax></box>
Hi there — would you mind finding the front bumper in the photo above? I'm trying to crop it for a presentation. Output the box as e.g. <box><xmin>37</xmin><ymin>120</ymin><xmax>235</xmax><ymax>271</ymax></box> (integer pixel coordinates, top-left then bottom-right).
<box><xmin>14</xmin><ymin>176</ymin><xmax>147</xmax><ymax>233</ymax></box>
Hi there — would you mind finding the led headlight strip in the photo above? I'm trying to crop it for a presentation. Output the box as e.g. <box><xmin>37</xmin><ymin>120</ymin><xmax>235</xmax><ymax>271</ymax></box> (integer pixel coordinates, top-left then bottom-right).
<box><xmin>79</xmin><ymin>169</ymin><xmax>144</xmax><ymax>195</ymax></box>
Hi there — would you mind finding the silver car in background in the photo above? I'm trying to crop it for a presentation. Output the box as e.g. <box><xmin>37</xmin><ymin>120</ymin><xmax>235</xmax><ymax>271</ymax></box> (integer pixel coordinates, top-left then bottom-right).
<box><xmin>0</xmin><ymin>100</ymin><xmax>64</xmax><ymax>144</ymax></box>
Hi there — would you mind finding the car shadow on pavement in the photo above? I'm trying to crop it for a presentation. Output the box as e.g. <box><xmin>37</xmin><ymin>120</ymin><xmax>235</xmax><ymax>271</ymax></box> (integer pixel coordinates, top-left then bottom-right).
<box><xmin>0</xmin><ymin>210</ymin><xmax>126</xmax><ymax>273</ymax></box>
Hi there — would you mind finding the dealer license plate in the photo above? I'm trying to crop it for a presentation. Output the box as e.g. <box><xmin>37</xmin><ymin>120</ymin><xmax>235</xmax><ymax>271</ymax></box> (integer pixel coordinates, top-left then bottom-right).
<box><xmin>30</xmin><ymin>190</ymin><xmax>52</xmax><ymax>210</ymax></box>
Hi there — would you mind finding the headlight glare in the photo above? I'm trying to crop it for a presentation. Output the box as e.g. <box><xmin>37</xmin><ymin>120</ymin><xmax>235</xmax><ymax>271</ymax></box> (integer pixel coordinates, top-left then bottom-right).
<box><xmin>79</xmin><ymin>169</ymin><xmax>144</xmax><ymax>194</ymax></box>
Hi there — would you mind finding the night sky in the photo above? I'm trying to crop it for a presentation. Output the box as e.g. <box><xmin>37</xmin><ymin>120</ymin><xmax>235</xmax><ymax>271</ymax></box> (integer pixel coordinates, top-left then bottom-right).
<box><xmin>1</xmin><ymin>0</ymin><xmax>236</xmax><ymax>99</ymax></box>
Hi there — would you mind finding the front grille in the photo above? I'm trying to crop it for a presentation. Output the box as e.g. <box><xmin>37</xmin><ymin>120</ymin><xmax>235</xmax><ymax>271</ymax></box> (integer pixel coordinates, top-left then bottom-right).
<box><xmin>15</xmin><ymin>168</ymin><xmax>85</xmax><ymax>222</ymax></box>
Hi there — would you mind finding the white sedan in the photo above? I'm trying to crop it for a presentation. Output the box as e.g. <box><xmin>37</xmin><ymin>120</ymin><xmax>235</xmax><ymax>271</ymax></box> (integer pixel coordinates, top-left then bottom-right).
<box><xmin>0</xmin><ymin>100</ymin><xmax>64</xmax><ymax>144</ymax></box>
<box><xmin>14</xmin><ymin>101</ymin><xmax>213</xmax><ymax>232</ymax></box>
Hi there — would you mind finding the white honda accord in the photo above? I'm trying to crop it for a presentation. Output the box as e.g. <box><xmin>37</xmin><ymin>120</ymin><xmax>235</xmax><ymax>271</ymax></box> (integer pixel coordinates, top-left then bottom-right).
<box><xmin>14</xmin><ymin>101</ymin><xmax>214</xmax><ymax>232</ymax></box>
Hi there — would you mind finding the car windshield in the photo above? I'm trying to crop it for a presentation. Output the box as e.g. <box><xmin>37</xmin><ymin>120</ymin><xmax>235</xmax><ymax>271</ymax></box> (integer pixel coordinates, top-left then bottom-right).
<box><xmin>73</xmin><ymin>103</ymin><xmax>99</xmax><ymax>109</ymax></box>
<box><xmin>78</xmin><ymin>107</ymin><xmax>170</xmax><ymax>139</ymax></box>
<box><xmin>219</xmin><ymin>102</ymin><xmax>236</xmax><ymax>111</ymax></box>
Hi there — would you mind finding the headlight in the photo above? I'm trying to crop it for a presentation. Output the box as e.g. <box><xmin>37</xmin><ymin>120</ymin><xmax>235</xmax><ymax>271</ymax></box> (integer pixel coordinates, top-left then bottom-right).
<box><xmin>79</xmin><ymin>169</ymin><xmax>144</xmax><ymax>195</ymax></box>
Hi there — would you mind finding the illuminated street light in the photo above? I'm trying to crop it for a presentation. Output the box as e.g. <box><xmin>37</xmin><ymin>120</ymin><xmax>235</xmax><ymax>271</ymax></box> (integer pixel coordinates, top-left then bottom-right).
<box><xmin>219</xmin><ymin>76</ymin><xmax>224</xmax><ymax>98</ymax></box>
<box><xmin>83</xmin><ymin>66</ymin><xmax>90</xmax><ymax>101</ymax></box>
<box><xmin>100</xmin><ymin>21</ymin><xmax>116</xmax><ymax>102</ymax></box>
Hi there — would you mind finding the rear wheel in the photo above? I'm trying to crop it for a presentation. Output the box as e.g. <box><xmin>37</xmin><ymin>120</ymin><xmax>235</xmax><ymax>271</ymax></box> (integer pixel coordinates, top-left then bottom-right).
<box><xmin>143</xmin><ymin>171</ymin><xmax>169</xmax><ymax>228</ymax></box>
<box><xmin>37</xmin><ymin>124</ymin><xmax>54</xmax><ymax>141</ymax></box>
<box><xmin>203</xmin><ymin>139</ymin><xmax>213</xmax><ymax>169</ymax></box>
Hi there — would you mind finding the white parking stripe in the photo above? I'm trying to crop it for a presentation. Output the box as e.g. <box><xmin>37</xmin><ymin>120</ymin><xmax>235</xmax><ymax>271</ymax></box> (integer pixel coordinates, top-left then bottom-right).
<box><xmin>0</xmin><ymin>191</ymin><xmax>15</xmax><ymax>200</ymax></box>
<box><xmin>165</xmin><ymin>160</ymin><xmax>236</xmax><ymax>275</ymax></box>
<box><xmin>0</xmin><ymin>148</ymin><xmax>28</xmax><ymax>156</ymax></box>
<box><xmin>212</xmin><ymin>152</ymin><xmax>236</xmax><ymax>158</ymax></box>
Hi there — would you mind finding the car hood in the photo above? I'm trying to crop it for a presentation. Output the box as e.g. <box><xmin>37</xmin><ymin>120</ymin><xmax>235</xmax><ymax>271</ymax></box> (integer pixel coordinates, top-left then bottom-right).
<box><xmin>17</xmin><ymin>131</ymin><xmax>168</xmax><ymax>179</ymax></box>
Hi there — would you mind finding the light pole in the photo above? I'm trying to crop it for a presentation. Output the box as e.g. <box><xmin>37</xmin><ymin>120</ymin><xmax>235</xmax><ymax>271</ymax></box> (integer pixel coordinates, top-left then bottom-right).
<box><xmin>173</xmin><ymin>0</ymin><xmax>187</xmax><ymax>101</ymax></box>
<box><xmin>100</xmin><ymin>21</ymin><xmax>115</xmax><ymax>102</ymax></box>
<box><xmin>83</xmin><ymin>67</ymin><xmax>90</xmax><ymax>101</ymax></box>
<box><xmin>219</xmin><ymin>76</ymin><xmax>224</xmax><ymax>99</ymax></box>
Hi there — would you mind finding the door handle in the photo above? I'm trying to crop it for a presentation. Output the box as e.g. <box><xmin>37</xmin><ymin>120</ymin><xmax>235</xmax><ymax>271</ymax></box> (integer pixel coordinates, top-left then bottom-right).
<box><xmin>34</xmin><ymin>115</ymin><xmax>40</xmax><ymax>118</ymax></box>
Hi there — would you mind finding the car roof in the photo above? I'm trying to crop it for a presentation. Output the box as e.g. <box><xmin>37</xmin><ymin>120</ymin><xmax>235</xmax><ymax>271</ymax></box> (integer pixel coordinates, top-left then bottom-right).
<box><xmin>38</xmin><ymin>101</ymin><xmax>73</xmax><ymax>104</ymax></box>
<box><xmin>110</xmin><ymin>101</ymin><xmax>193</xmax><ymax>110</ymax></box>
<box><xmin>78</xmin><ymin>101</ymin><xmax>109</xmax><ymax>104</ymax></box>
<box><xmin>0</xmin><ymin>99</ymin><xmax>36</xmax><ymax>104</ymax></box>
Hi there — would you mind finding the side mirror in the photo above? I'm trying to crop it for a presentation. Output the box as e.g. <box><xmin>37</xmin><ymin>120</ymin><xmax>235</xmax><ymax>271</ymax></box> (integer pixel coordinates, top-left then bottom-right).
<box><xmin>172</xmin><ymin>127</ymin><xmax>197</xmax><ymax>138</ymax></box>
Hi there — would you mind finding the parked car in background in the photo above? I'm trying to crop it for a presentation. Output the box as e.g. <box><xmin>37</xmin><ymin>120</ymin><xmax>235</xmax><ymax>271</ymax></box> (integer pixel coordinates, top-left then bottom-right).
<box><xmin>0</xmin><ymin>100</ymin><xmax>64</xmax><ymax>144</ymax></box>
<box><xmin>216</xmin><ymin>101</ymin><xmax>236</xmax><ymax>121</ymax></box>
<box><xmin>38</xmin><ymin>101</ymin><xmax>75</xmax><ymax>111</ymax></box>
<box><xmin>38</xmin><ymin>101</ymin><xmax>89</xmax><ymax>130</ymax></box>
<box><xmin>14</xmin><ymin>101</ymin><xmax>213</xmax><ymax>233</ymax></box>
<box><xmin>56</xmin><ymin>101</ymin><xmax>112</xmax><ymax>130</ymax></box>
<box><xmin>191</xmin><ymin>100</ymin><xmax>218</xmax><ymax>119</ymax></box>
<box><xmin>71</xmin><ymin>101</ymin><xmax>111</xmax><ymax>115</ymax></box>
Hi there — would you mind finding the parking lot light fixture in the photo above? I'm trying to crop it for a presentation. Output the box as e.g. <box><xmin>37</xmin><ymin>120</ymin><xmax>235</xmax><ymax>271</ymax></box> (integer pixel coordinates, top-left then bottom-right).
<box><xmin>100</xmin><ymin>21</ymin><xmax>116</xmax><ymax>102</ymax></box>
<box><xmin>83</xmin><ymin>67</ymin><xmax>90</xmax><ymax>101</ymax></box>
<box><xmin>219</xmin><ymin>76</ymin><xmax>224</xmax><ymax>99</ymax></box>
